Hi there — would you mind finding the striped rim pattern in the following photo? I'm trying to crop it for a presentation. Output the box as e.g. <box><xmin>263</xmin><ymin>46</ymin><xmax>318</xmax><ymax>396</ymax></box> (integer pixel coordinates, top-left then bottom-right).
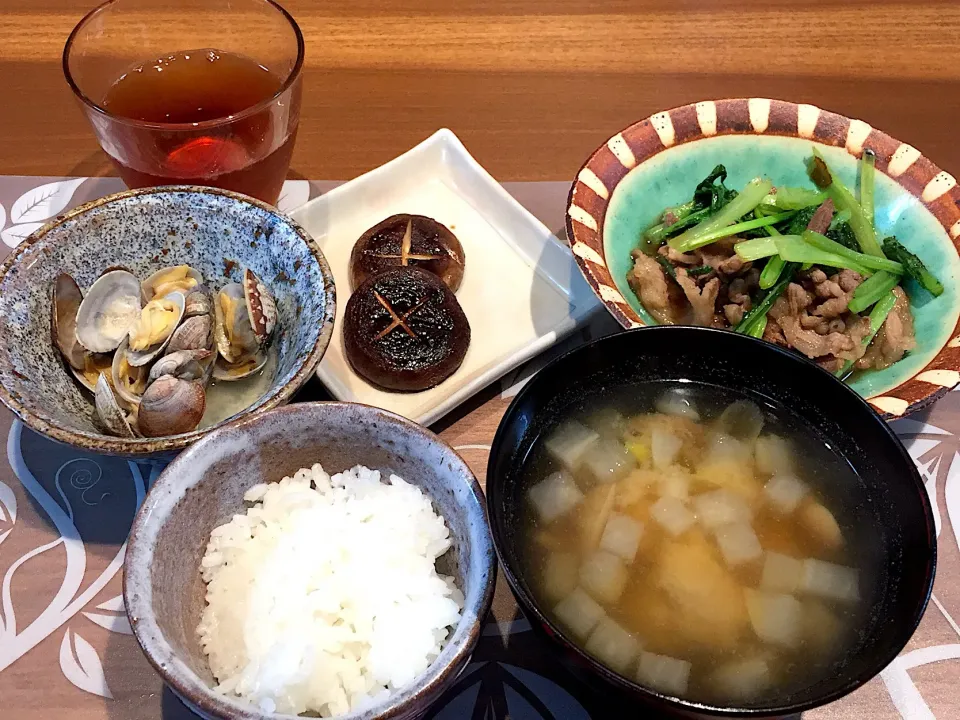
<box><xmin>565</xmin><ymin>98</ymin><xmax>960</xmax><ymax>419</ymax></box>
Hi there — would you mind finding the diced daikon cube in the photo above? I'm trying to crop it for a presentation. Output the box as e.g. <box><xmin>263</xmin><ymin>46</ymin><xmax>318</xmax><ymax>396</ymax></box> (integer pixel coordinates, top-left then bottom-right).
<box><xmin>584</xmin><ymin>617</ymin><xmax>641</xmax><ymax>673</ymax></box>
<box><xmin>754</xmin><ymin>434</ymin><xmax>794</xmax><ymax>476</ymax></box>
<box><xmin>585</xmin><ymin>408</ymin><xmax>626</xmax><ymax>438</ymax></box>
<box><xmin>655</xmin><ymin>389</ymin><xmax>700</xmax><ymax>421</ymax></box>
<box><xmin>554</xmin><ymin>588</ymin><xmax>605</xmax><ymax>639</ymax></box>
<box><xmin>650</xmin><ymin>497</ymin><xmax>696</xmax><ymax>537</ymax></box>
<box><xmin>651</xmin><ymin>427</ymin><xmax>683</xmax><ymax>470</ymax></box>
<box><xmin>693</xmin><ymin>489</ymin><xmax>752</xmax><ymax>530</ymax></box>
<box><xmin>744</xmin><ymin>589</ymin><xmax>803</xmax><ymax>648</ymax></box>
<box><xmin>579</xmin><ymin>550</ymin><xmax>629</xmax><ymax>604</ymax></box>
<box><xmin>800</xmin><ymin>559</ymin><xmax>859</xmax><ymax>603</ymax></box>
<box><xmin>580</xmin><ymin>440</ymin><xmax>635</xmax><ymax>485</ymax></box>
<box><xmin>763</xmin><ymin>474</ymin><xmax>808</xmax><ymax>514</ymax></box>
<box><xmin>600</xmin><ymin>513</ymin><xmax>644</xmax><ymax>562</ymax></box>
<box><xmin>636</xmin><ymin>651</ymin><xmax>692</xmax><ymax>696</ymax></box>
<box><xmin>579</xmin><ymin>485</ymin><xmax>617</xmax><ymax>552</ymax></box>
<box><xmin>713</xmin><ymin>522</ymin><xmax>762</xmax><ymax>567</ymax></box>
<box><xmin>711</xmin><ymin>658</ymin><xmax>771</xmax><ymax>700</ymax></box>
<box><xmin>800</xmin><ymin>502</ymin><xmax>844</xmax><ymax>550</ymax></box>
<box><xmin>706</xmin><ymin>432</ymin><xmax>751</xmax><ymax>465</ymax></box>
<box><xmin>528</xmin><ymin>471</ymin><xmax>584</xmax><ymax>523</ymax></box>
<box><xmin>544</xmin><ymin>421</ymin><xmax>600</xmax><ymax>471</ymax></box>
<box><xmin>760</xmin><ymin>552</ymin><xmax>803</xmax><ymax>594</ymax></box>
<box><xmin>659</xmin><ymin>468</ymin><xmax>690</xmax><ymax>500</ymax></box>
<box><xmin>542</xmin><ymin>552</ymin><xmax>579</xmax><ymax>601</ymax></box>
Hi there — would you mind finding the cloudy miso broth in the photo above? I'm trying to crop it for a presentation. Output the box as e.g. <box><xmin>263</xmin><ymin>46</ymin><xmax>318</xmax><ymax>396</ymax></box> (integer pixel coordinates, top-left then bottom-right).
<box><xmin>519</xmin><ymin>383</ymin><xmax>874</xmax><ymax>706</ymax></box>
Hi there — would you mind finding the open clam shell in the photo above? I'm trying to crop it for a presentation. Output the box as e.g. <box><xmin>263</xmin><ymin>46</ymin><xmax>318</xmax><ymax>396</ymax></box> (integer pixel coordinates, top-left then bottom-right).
<box><xmin>51</xmin><ymin>273</ymin><xmax>87</xmax><ymax>371</ymax></box>
<box><xmin>212</xmin><ymin>349</ymin><xmax>268</xmax><ymax>381</ymax></box>
<box><xmin>126</xmin><ymin>291</ymin><xmax>187</xmax><ymax>367</ymax></box>
<box><xmin>71</xmin><ymin>353</ymin><xmax>113</xmax><ymax>393</ymax></box>
<box><xmin>243</xmin><ymin>268</ymin><xmax>277</xmax><ymax>346</ymax></box>
<box><xmin>138</xmin><ymin>376</ymin><xmax>206</xmax><ymax>438</ymax></box>
<box><xmin>111</xmin><ymin>337</ymin><xmax>148</xmax><ymax>407</ymax></box>
<box><xmin>214</xmin><ymin>282</ymin><xmax>259</xmax><ymax>364</ymax></box>
<box><xmin>184</xmin><ymin>285</ymin><xmax>214</xmax><ymax>319</ymax></box>
<box><xmin>94</xmin><ymin>373</ymin><xmax>136</xmax><ymax>438</ymax></box>
<box><xmin>142</xmin><ymin>265</ymin><xmax>203</xmax><ymax>302</ymax></box>
<box><xmin>75</xmin><ymin>269</ymin><xmax>142</xmax><ymax>353</ymax></box>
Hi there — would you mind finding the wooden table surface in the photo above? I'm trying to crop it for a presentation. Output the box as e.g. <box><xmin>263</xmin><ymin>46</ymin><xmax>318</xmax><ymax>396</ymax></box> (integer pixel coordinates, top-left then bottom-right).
<box><xmin>1</xmin><ymin>0</ymin><xmax>960</xmax><ymax>182</ymax></box>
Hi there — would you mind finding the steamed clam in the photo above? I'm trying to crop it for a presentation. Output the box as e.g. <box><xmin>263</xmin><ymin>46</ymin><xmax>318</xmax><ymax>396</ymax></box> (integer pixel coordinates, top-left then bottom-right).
<box><xmin>50</xmin><ymin>263</ymin><xmax>280</xmax><ymax>439</ymax></box>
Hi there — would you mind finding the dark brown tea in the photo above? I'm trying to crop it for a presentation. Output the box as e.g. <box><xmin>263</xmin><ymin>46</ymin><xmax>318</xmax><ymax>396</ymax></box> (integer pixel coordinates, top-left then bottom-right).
<box><xmin>100</xmin><ymin>49</ymin><xmax>297</xmax><ymax>203</ymax></box>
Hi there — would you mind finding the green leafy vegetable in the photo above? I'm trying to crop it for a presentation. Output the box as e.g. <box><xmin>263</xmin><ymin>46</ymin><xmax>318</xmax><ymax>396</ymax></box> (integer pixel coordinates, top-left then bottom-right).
<box><xmin>882</xmin><ymin>236</ymin><xmax>944</xmax><ymax>297</ymax></box>
<box><xmin>849</xmin><ymin>271</ymin><xmax>900</xmax><ymax>313</ymax></box>
<box><xmin>687</xmin><ymin>265</ymin><xmax>713</xmax><ymax>276</ymax></box>
<box><xmin>774</xmin><ymin>236</ymin><xmax>873</xmax><ymax>275</ymax></box>
<box><xmin>669</xmin><ymin>178</ymin><xmax>775</xmax><ymax>252</ymax></box>
<box><xmin>784</xmin><ymin>205</ymin><xmax>819</xmax><ymax>236</ymax></box>
<box><xmin>747</xmin><ymin>314</ymin><xmax>768</xmax><ymax>339</ymax></box>
<box><xmin>759</xmin><ymin>186</ymin><xmax>829</xmax><ymax>211</ymax></box>
<box><xmin>677</xmin><ymin>211</ymin><xmax>794</xmax><ymax>252</ymax></box>
<box><xmin>656</xmin><ymin>254</ymin><xmax>677</xmax><ymax>280</ymax></box>
<box><xmin>693</xmin><ymin>165</ymin><xmax>738</xmax><ymax>213</ymax></box>
<box><xmin>735</xmin><ymin>235</ymin><xmax>786</xmax><ymax>262</ymax></box>
<box><xmin>759</xmin><ymin>255</ymin><xmax>787</xmax><ymax>289</ymax></box>
<box><xmin>826</xmin><ymin>220</ymin><xmax>859</xmax><ymax>252</ymax></box>
<box><xmin>836</xmin><ymin>290</ymin><xmax>897</xmax><ymax>378</ymax></box>
<box><xmin>808</xmin><ymin>149</ymin><xmax>884</xmax><ymax>257</ymax></box>
<box><xmin>801</xmin><ymin>231</ymin><xmax>903</xmax><ymax>274</ymax></box>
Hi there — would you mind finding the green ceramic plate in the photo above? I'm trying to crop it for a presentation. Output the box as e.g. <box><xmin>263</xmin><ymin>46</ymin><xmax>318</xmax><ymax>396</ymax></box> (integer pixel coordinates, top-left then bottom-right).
<box><xmin>566</xmin><ymin>99</ymin><xmax>960</xmax><ymax>418</ymax></box>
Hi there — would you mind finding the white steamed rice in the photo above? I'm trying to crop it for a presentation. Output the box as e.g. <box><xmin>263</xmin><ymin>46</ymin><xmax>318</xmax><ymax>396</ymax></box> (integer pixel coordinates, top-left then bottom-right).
<box><xmin>197</xmin><ymin>463</ymin><xmax>463</xmax><ymax>717</ymax></box>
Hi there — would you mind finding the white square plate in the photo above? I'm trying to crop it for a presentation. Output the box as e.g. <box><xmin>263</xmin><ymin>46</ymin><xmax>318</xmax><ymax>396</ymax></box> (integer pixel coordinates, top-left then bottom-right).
<box><xmin>291</xmin><ymin>129</ymin><xmax>600</xmax><ymax>426</ymax></box>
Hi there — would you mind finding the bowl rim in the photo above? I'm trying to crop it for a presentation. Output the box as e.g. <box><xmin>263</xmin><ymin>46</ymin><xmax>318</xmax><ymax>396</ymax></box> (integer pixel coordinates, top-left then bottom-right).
<box><xmin>123</xmin><ymin>399</ymin><xmax>497</xmax><ymax>720</ymax></box>
<box><xmin>0</xmin><ymin>184</ymin><xmax>337</xmax><ymax>457</ymax></box>
<box><xmin>486</xmin><ymin>324</ymin><xmax>937</xmax><ymax>717</ymax></box>
<box><xmin>565</xmin><ymin>97</ymin><xmax>960</xmax><ymax>419</ymax></box>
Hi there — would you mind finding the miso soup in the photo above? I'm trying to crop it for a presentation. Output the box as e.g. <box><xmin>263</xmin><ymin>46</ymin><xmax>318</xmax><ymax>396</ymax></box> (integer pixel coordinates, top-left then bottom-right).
<box><xmin>519</xmin><ymin>382</ymin><xmax>876</xmax><ymax>706</ymax></box>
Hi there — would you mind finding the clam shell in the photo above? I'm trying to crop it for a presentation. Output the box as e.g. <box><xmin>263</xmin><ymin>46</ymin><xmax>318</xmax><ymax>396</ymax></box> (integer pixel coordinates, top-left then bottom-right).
<box><xmin>111</xmin><ymin>337</ymin><xmax>147</xmax><ymax>407</ymax></box>
<box><xmin>214</xmin><ymin>283</ymin><xmax>258</xmax><ymax>364</ymax></box>
<box><xmin>166</xmin><ymin>314</ymin><xmax>213</xmax><ymax>354</ymax></box>
<box><xmin>126</xmin><ymin>292</ymin><xmax>187</xmax><ymax>367</ymax></box>
<box><xmin>184</xmin><ymin>286</ymin><xmax>214</xmax><ymax>318</ymax></box>
<box><xmin>142</xmin><ymin>265</ymin><xmax>203</xmax><ymax>302</ymax></box>
<box><xmin>94</xmin><ymin>373</ymin><xmax>136</xmax><ymax>438</ymax></box>
<box><xmin>138</xmin><ymin>376</ymin><xmax>206</xmax><ymax>437</ymax></box>
<box><xmin>75</xmin><ymin>270</ymin><xmax>142</xmax><ymax>353</ymax></box>
<box><xmin>51</xmin><ymin>273</ymin><xmax>87</xmax><ymax>370</ymax></box>
<box><xmin>148</xmin><ymin>349</ymin><xmax>212</xmax><ymax>385</ymax></box>
<box><xmin>212</xmin><ymin>349</ymin><xmax>268</xmax><ymax>381</ymax></box>
<box><xmin>243</xmin><ymin>269</ymin><xmax>277</xmax><ymax>345</ymax></box>
<box><xmin>71</xmin><ymin>353</ymin><xmax>113</xmax><ymax>393</ymax></box>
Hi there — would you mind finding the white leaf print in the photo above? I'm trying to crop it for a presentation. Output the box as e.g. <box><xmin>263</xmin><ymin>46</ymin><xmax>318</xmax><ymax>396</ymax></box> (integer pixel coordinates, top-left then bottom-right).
<box><xmin>946</xmin><ymin>447</ymin><xmax>960</xmax><ymax>555</ymax></box>
<box><xmin>11</xmin><ymin>178</ymin><xmax>85</xmax><ymax>224</ymax></box>
<box><xmin>59</xmin><ymin>629</ymin><xmax>113</xmax><ymax>699</ymax></box>
<box><xmin>0</xmin><ymin>202</ymin><xmax>6</xmax><ymax>231</ymax></box>
<box><xmin>276</xmin><ymin>180</ymin><xmax>310</xmax><ymax>214</ymax></box>
<box><xmin>1</xmin><ymin>222</ymin><xmax>43</xmax><ymax>249</ymax></box>
<box><xmin>96</xmin><ymin>595</ymin><xmax>124</xmax><ymax>612</ymax></box>
<box><xmin>82</xmin><ymin>611</ymin><xmax>132</xmax><ymax>635</ymax></box>
<box><xmin>0</xmin><ymin>479</ymin><xmax>18</xmax><ymax>524</ymax></box>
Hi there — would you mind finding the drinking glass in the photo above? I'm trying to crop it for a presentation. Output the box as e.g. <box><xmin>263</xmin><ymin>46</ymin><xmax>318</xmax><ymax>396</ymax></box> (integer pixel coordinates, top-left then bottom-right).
<box><xmin>63</xmin><ymin>0</ymin><xmax>304</xmax><ymax>204</ymax></box>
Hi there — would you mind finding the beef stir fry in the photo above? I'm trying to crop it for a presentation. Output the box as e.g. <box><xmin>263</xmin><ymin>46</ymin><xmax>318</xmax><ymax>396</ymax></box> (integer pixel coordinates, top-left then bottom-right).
<box><xmin>627</xmin><ymin>151</ymin><xmax>941</xmax><ymax>378</ymax></box>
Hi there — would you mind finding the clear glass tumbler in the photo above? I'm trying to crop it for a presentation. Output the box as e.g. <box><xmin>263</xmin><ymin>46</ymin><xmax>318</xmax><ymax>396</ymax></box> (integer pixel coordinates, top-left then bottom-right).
<box><xmin>63</xmin><ymin>0</ymin><xmax>304</xmax><ymax>204</ymax></box>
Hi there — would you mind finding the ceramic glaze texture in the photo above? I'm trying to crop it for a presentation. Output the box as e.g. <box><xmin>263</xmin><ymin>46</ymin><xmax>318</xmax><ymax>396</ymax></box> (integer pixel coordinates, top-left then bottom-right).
<box><xmin>0</xmin><ymin>186</ymin><xmax>336</xmax><ymax>457</ymax></box>
<box><xmin>123</xmin><ymin>402</ymin><xmax>496</xmax><ymax>720</ymax></box>
<box><xmin>566</xmin><ymin>99</ymin><xmax>960</xmax><ymax>418</ymax></box>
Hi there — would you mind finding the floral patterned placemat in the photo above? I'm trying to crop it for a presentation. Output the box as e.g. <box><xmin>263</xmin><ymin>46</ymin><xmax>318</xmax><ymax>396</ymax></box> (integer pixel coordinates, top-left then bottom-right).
<box><xmin>0</xmin><ymin>177</ymin><xmax>958</xmax><ymax>719</ymax></box>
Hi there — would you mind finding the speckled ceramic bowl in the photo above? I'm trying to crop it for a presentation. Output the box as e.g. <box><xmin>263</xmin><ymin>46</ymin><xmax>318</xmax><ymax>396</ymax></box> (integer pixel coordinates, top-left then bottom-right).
<box><xmin>566</xmin><ymin>98</ymin><xmax>960</xmax><ymax>418</ymax></box>
<box><xmin>124</xmin><ymin>401</ymin><xmax>496</xmax><ymax>720</ymax></box>
<box><xmin>0</xmin><ymin>185</ymin><xmax>336</xmax><ymax>458</ymax></box>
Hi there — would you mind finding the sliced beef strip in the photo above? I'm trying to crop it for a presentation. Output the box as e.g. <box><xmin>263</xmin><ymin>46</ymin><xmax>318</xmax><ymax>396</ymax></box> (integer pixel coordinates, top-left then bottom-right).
<box><xmin>857</xmin><ymin>287</ymin><xmax>916</xmax><ymax>370</ymax></box>
<box><xmin>723</xmin><ymin>304</ymin><xmax>744</xmax><ymax>325</ymax></box>
<box><xmin>806</xmin><ymin>199</ymin><xmax>835</xmax><ymax>235</ymax></box>
<box><xmin>660</xmin><ymin>245</ymin><xmax>699</xmax><ymax>265</ymax></box>
<box><xmin>628</xmin><ymin>250</ymin><xmax>682</xmax><ymax>324</ymax></box>
<box><xmin>763</xmin><ymin>316</ymin><xmax>788</xmax><ymax>346</ymax></box>
<box><xmin>675</xmin><ymin>268</ymin><xmax>720</xmax><ymax>326</ymax></box>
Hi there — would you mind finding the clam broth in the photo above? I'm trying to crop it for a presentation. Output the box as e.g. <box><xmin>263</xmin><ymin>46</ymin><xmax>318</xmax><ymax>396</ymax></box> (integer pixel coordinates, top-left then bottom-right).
<box><xmin>518</xmin><ymin>382</ymin><xmax>876</xmax><ymax>706</ymax></box>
